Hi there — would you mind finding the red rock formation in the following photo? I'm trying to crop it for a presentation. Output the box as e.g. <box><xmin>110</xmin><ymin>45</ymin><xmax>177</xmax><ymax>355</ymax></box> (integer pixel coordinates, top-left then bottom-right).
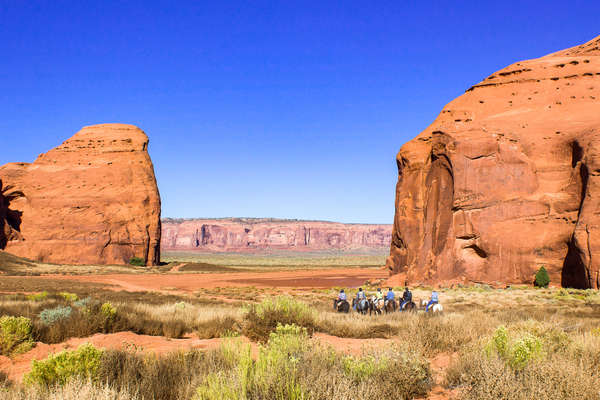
<box><xmin>0</xmin><ymin>124</ymin><xmax>161</xmax><ymax>265</ymax></box>
<box><xmin>162</xmin><ymin>218</ymin><xmax>391</xmax><ymax>252</ymax></box>
<box><xmin>387</xmin><ymin>35</ymin><xmax>600</xmax><ymax>288</ymax></box>
<box><xmin>0</xmin><ymin>179</ymin><xmax>24</xmax><ymax>249</ymax></box>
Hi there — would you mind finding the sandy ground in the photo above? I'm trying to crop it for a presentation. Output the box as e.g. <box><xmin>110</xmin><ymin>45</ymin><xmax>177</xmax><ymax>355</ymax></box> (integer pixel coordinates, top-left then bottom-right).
<box><xmin>37</xmin><ymin>267</ymin><xmax>388</xmax><ymax>293</ymax></box>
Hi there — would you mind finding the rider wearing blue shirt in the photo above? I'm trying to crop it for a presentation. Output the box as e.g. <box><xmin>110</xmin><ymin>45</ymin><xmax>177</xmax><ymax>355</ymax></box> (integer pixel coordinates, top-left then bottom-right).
<box><xmin>354</xmin><ymin>288</ymin><xmax>366</xmax><ymax>310</ymax></box>
<box><xmin>386</xmin><ymin>288</ymin><xmax>395</xmax><ymax>301</ymax></box>
<box><xmin>338</xmin><ymin>289</ymin><xmax>347</xmax><ymax>301</ymax></box>
<box><xmin>426</xmin><ymin>291</ymin><xmax>439</xmax><ymax>312</ymax></box>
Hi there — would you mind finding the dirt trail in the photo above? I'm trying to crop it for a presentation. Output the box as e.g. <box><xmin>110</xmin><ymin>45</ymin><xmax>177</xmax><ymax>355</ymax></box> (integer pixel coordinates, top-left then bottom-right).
<box><xmin>36</xmin><ymin>267</ymin><xmax>387</xmax><ymax>293</ymax></box>
<box><xmin>419</xmin><ymin>352</ymin><xmax>460</xmax><ymax>400</ymax></box>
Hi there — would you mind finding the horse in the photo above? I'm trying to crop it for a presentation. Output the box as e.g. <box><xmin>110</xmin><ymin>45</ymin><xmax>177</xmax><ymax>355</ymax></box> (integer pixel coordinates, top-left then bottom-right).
<box><xmin>332</xmin><ymin>299</ymin><xmax>350</xmax><ymax>313</ymax></box>
<box><xmin>419</xmin><ymin>299</ymin><xmax>428</xmax><ymax>309</ymax></box>
<box><xmin>369</xmin><ymin>296</ymin><xmax>384</xmax><ymax>315</ymax></box>
<box><xmin>400</xmin><ymin>301</ymin><xmax>416</xmax><ymax>312</ymax></box>
<box><xmin>428</xmin><ymin>303</ymin><xmax>443</xmax><ymax>314</ymax></box>
<box><xmin>352</xmin><ymin>297</ymin><xmax>369</xmax><ymax>315</ymax></box>
<box><xmin>384</xmin><ymin>298</ymin><xmax>397</xmax><ymax>314</ymax></box>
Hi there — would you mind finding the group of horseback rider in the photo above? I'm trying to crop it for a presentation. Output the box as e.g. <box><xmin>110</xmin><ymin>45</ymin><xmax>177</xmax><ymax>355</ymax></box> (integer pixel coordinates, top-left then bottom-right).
<box><xmin>333</xmin><ymin>287</ymin><xmax>439</xmax><ymax>313</ymax></box>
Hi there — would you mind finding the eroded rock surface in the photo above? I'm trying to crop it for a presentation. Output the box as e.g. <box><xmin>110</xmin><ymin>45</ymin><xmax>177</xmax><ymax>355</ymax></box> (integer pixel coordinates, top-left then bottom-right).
<box><xmin>387</xmin><ymin>35</ymin><xmax>600</xmax><ymax>288</ymax></box>
<box><xmin>162</xmin><ymin>218</ymin><xmax>391</xmax><ymax>252</ymax></box>
<box><xmin>0</xmin><ymin>124</ymin><xmax>161</xmax><ymax>265</ymax></box>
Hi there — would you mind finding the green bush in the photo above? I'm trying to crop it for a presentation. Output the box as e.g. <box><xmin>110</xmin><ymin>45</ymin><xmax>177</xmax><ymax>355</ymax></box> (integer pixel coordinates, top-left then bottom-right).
<box><xmin>510</xmin><ymin>334</ymin><xmax>543</xmax><ymax>369</ymax></box>
<box><xmin>24</xmin><ymin>343</ymin><xmax>103</xmax><ymax>387</ymax></box>
<box><xmin>100</xmin><ymin>302</ymin><xmax>117</xmax><ymax>320</ymax></box>
<box><xmin>534</xmin><ymin>266</ymin><xmax>550</xmax><ymax>288</ymax></box>
<box><xmin>59</xmin><ymin>292</ymin><xmax>78</xmax><ymax>302</ymax></box>
<box><xmin>342</xmin><ymin>354</ymin><xmax>390</xmax><ymax>381</ymax></box>
<box><xmin>243</xmin><ymin>296</ymin><xmax>316</xmax><ymax>342</ymax></box>
<box><xmin>26</xmin><ymin>292</ymin><xmax>48</xmax><ymax>301</ymax></box>
<box><xmin>0</xmin><ymin>316</ymin><xmax>34</xmax><ymax>356</ymax></box>
<box><xmin>40</xmin><ymin>306</ymin><xmax>72</xmax><ymax>326</ymax></box>
<box><xmin>485</xmin><ymin>325</ymin><xmax>544</xmax><ymax>370</ymax></box>
<box><xmin>196</xmin><ymin>323</ymin><xmax>431</xmax><ymax>400</ymax></box>
<box><xmin>129</xmin><ymin>257</ymin><xmax>146</xmax><ymax>266</ymax></box>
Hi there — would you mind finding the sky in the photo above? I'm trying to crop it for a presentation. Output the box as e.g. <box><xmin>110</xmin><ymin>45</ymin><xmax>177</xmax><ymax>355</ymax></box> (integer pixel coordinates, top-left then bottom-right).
<box><xmin>1</xmin><ymin>1</ymin><xmax>599</xmax><ymax>223</ymax></box>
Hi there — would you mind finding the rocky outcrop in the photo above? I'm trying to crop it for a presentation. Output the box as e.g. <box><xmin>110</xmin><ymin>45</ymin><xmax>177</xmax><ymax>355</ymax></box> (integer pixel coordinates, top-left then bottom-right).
<box><xmin>162</xmin><ymin>218</ymin><xmax>391</xmax><ymax>252</ymax></box>
<box><xmin>387</xmin><ymin>35</ymin><xmax>600</xmax><ymax>288</ymax></box>
<box><xmin>0</xmin><ymin>179</ymin><xmax>24</xmax><ymax>249</ymax></box>
<box><xmin>0</xmin><ymin>124</ymin><xmax>161</xmax><ymax>266</ymax></box>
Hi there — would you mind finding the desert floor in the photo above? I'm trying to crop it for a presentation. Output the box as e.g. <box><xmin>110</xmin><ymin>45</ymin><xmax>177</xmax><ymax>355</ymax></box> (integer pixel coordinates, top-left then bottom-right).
<box><xmin>0</xmin><ymin>251</ymin><xmax>599</xmax><ymax>399</ymax></box>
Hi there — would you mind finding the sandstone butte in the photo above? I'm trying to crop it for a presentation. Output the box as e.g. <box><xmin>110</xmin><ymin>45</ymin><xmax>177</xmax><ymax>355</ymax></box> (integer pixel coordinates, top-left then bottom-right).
<box><xmin>386</xmin><ymin>35</ymin><xmax>600</xmax><ymax>289</ymax></box>
<box><xmin>0</xmin><ymin>124</ymin><xmax>161</xmax><ymax>266</ymax></box>
<box><xmin>162</xmin><ymin>218</ymin><xmax>392</xmax><ymax>252</ymax></box>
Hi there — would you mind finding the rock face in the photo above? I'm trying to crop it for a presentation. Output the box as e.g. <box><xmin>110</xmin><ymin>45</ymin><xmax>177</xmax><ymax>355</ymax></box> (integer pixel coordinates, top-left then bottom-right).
<box><xmin>0</xmin><ymin>124</ymin><xmax>161</xmax><ymax>265</ymax></box>
<box><xmin>162</xmin><ymin>218</ymin><xmax>391</xmax><ymax>252</ymax></box>
<box><xmin>387</xmin><ymin>35</ymin><xmax>600</xmax><ymax>288</ymax></box>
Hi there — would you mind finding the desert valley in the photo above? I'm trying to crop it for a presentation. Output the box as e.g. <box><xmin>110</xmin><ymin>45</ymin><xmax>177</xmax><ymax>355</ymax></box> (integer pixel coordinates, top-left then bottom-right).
<box><xmin>0</xmin><ymin>32</ymin><xmax>599</xmax><ymax>400</ymax></box>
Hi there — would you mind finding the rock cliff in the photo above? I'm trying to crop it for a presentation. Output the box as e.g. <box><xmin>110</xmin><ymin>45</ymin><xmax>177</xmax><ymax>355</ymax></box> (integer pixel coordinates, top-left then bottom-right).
<box><xmin>0</xmin><ymin>124</ymin><xmax>161</xmax><ymax>265</ymax></box>
<box><xmin>162</xmin><ymin>218</ymin><xmax>391</xmax><ymax>252</ymax></box>
<box><xmin>387</xmin><ymin>35</ymin><xmax>600</xmax><ymax>288</ymax></box>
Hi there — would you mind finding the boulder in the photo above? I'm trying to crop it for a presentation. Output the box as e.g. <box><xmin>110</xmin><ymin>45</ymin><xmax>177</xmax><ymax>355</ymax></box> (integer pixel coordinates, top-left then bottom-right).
<box><xmin>0</xmin><ymin>124</ymin><xmax>161</xmax><ymax>266</ymax></box>
<box><xmin>387</xmin><ymin>35</ymin><xmax>600</xmax><ymax>288</ymax></box>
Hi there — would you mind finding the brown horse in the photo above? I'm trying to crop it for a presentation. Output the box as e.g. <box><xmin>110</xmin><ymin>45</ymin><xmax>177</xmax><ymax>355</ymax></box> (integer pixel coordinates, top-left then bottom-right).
<box><xmin>332</xmin><ymin>299</ymin><xmax>350</xmax><ymax>313</ymax></box>
<box><xmin>384</xmin><ymin>299</ymin><xmax>397</xmax><ymax>314</ymax></box>
<box><xmin>401</xmin><ymin>301</ymin><xmax>416</xmax><ymax>312</ymax></box>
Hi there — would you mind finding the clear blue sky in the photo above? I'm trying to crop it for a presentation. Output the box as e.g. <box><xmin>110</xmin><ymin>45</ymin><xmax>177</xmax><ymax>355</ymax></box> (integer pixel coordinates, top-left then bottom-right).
<box><xmin>1</xmin><ymin>1</ymin><xmax>598</xmax><ymax>223</ymax></box>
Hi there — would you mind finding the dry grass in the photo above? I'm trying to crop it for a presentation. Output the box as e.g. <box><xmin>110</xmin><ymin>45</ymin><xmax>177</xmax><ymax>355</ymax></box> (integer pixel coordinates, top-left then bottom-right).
<box><xmin>1</xmin><ymin>269</ymin><xmax>600</xmax><ymax>399</ymax></box>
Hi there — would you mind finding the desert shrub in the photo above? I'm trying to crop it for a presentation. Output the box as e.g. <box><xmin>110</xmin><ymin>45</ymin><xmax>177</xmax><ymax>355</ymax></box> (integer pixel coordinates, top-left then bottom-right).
<box><xmin>40</xmin><ymin>306</ymin><xmax>72</xmax><ymax>325</ymax></box>
<box><xmin>27</xmin><ymin>291</ymin><xmax>48</xmax><ymax>301</ymax></box>
<box><xmin>243</xmin><ymin>296</ymin><xmax>316</xmax><ymax>341</ymax></box>
<box><xmin>73</xmin><ymin>297</ymin><xmax>92</xmax><ymax>308</ymax></box>
<box><xmin>485</xmin><ymin>325</ymin><xmax>544</xmax><ymax>369</ymax></box>
<box><xmin>534</xmin><ymin>266</ymin><xmax>550</xmax><ymax>288</ymax></box>
<box><xmin>196</xmin><ymin>323</ymin><xmax>432</xmax><ymax>400</ymax></box>
<box><xmin>24</xmin><ymin>343</ymin><xmax>103</xmax><ymax>387</ymax></box>
<box><xmin>342</xmin><ymin>353</ymin><xmax>390</xmax><ymax>381</ymax></box>
<box><xmin>196</xmin><ymin>315</ymin><xmax>239</xmax><ymax>339</ymax></box>
<box><xmin>59</xmin><ymin>292</ymin><xmax>78</xmax><ymax>302</ymax></box>
<box><xmin>100</xmin><ymin>302</ymin><xmax>117</xmax><ymax>320</ymax></box>
<box><xmin>98</xmin><ymin>348</ymin><xmax>217</xmax><ymax>400</ymax></box>
<box><xmin>446</xmin><ymin>347</ymin><xmax>599</xmax><ymax>400</ymax></box>
<box><xmin>129</xmin><ymin>257</ymin><xmax>146</xmax><ymax>266</ymax></box>
<box><xmin>0</xmin><ymin>315</ymin><xmax>34</xmax><ymax>355</ymax></box>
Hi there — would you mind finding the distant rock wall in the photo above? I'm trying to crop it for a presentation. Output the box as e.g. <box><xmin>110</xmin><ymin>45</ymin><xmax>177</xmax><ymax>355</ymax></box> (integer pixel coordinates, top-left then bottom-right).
<box><xmin>0</xmin><ymin>124</ymin><xmax>162</xmax><ymax>265</ymax></box>
<box><xmin>387</xmin><ymin>35</ymin><xmax>600</xmax><ymax>288</ymax></box>
<box><xmin>162</xmin><ymin>218</ymin><xmax>391</xmax><ymax>252</ymax></box>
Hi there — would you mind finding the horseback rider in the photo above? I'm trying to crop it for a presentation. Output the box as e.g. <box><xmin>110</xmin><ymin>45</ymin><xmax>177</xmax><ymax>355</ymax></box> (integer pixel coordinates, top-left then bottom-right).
<box><xmin>375</xmin><ymin>287</ymin><xmax>384</xmax><ymax>306</ymax></box>
<box><xmin>426</xmin><ymin>290</ymin><xmax>439</xmax><ymax>312</ymax></box>
<box><xmin>333</xmin><ymin>289</ymin><xmax>346</xmax><ymax>308</ymax></box>
<box><xmin>385</xmin><ymin>287</ymin><xmax>395</xmax><ymax>306</ymax></box>
<box><xmin>354</xmin><ymin>288</ymin><xmax>366</xmax><ymax>310</ymax></box>
<box><xmin>400</xmin><ymin>287</ymin><xmax>412</xmax><ymax>311</ymax></box>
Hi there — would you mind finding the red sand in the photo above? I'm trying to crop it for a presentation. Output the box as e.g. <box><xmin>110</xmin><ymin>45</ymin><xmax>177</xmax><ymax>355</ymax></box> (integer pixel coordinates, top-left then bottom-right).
<box><xmin>34</xmin><ymin>267</ymin><xmax>388</xmax><ymax>293</ymax></box>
